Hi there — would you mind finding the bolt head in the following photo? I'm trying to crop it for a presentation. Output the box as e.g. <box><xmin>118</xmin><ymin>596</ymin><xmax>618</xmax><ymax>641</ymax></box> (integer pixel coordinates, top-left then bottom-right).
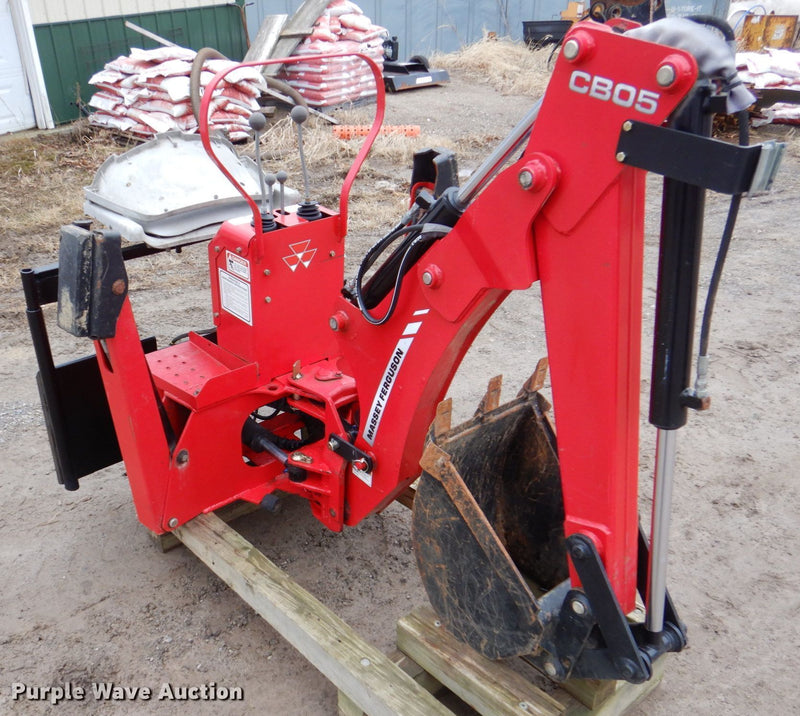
<box><xmin>656</xmin><ymin>63</ymin><xmax>676</xmax><ymax>88</ymax></box>
<box><xmin>420</xmin><ymin>264</ymin><xmax>442</xmax><ymax>288</ymax></box>
<box><xmin>518</xmin><ymin>158</ymin><xmax>548</xmax><ymax>192</ymax></box>
<box><xmin>563</xmin><ymin>38</ymin><xmax>580</xmax><ymax>60</ymax></box>
<box><xmin>544</xmin><ymin>661</ymin><xmax>558</xmax><ymax>677</ymax></box>
<box><xmin>329</xmin><ymin>311</ymin><xmax>348</xmax><ymax>332</ymax></box>
<box><xmin>175</xmin><ymin>449</ymin><xmax>189</xmax><ymax>467</ymax></box>
<box><xmin>616</xmin><ymin>151</ymin><xmax>626</xmax><ymax>163</ymax></box>
<box><xmin>168</xmin><ymin>517</ymin><xmax>179</xmax><ymax>529</ymax></box>
<box><xmin>571</xmin><ymin>542</ymin><xmax>589</xmax><ymax>560</ymax></box>
<box><xmin>622</xmin><ymin>120</ymin><xmax>633</xmax><ymax>132</ymax></box>
<box><xmin>265</xmin><ymin>296</ymin><xmax>272</xmax><ymax>303</ymax></box>
<box><xmin>327</xmin><ymin>437</ymin><xmax>339</xmax><ymax>451</ymax></box>
<box><xmin>111</xmin><ymin>279</ymin><xmax>126</xmax><ymax>296</ymax></box>
<box><xmin>571</xmin><ymin>599</ymin><xmax>587</xmax><ymax>616</ymax></box>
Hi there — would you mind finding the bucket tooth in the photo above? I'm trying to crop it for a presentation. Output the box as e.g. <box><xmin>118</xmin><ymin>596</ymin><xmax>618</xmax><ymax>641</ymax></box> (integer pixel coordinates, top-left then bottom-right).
<box><xmin>432</xmin><ymin>398</ymin><xmax>452</xmax><ymax>439</ymax></box>
<box><xmin>517</xmin><ymin>356</ymin><xmax>549</xmax><ymax>398</ymax></box>
<box><xmin>474</xmin><ymin>374</ymin><xmax>503</xmax><ymax>417</ymax></box>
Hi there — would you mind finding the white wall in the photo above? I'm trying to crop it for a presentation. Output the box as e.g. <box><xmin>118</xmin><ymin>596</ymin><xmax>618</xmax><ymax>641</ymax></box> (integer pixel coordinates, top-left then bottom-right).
<box><xmin>28</xmin><ymin>0</ymin><xmax>224</xmax><ymax>25</ymax></box>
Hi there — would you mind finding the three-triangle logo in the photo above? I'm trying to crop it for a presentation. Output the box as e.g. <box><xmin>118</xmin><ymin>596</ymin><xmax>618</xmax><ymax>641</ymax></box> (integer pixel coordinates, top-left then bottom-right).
<box><xmin>282</xmin><ymin>240</ymin><xmax>317</xmax><ymax>272</ymax></box>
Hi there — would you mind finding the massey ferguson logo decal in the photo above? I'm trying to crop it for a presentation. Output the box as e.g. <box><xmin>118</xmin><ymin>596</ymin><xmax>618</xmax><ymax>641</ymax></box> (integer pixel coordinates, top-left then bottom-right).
<box><xmin>568</xmin><ymin>70</ymin><xmax>660</xmax><ymax>115</ymax></box>
<box><xmin>363</xmin><ymin>311</ymin><xmax>428</xmax><ymax>447</ymax></box>
<box><xmin>283</xmin><ymin>240</ymin><xmax>317</xmax><ymax>271</ymax></box>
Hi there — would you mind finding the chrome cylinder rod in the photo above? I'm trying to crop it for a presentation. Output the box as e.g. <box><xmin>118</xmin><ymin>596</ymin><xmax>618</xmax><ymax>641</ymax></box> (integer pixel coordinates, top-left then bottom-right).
<box><xmin>456</xmin><ymin>97</ymin><xmax>543</xmax><ymax>208</ymax></box>
<box><xmin>646</xmin><ymin>428</ymin><xmax>678</xmax><ymax>633</ymax></box>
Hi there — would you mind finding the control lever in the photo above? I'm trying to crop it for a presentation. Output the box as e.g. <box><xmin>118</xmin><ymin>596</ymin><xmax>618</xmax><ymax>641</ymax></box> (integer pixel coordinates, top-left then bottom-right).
<box><xmin>276</xmin><ymin>170</ymin><xmax>288</xmax><ymax>214</ymax></box>
<box><xmin>249</xmin><ymin>111</ymin><xmax>277</xmax><ymax>231</ymax></box>
<box><xmin>290</xmin><ymin>105</ymin><xmax>322</xmax><ymax>220</ymax></box>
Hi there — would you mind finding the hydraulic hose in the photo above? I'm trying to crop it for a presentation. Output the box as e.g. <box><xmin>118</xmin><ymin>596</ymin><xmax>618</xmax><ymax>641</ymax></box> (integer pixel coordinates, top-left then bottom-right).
<box><xmin>190</xmin><ymin>47</ymin><xmax>307</xmax><ymax>123</ymax></box>
<box><xmin>693</xmin><ymin>109</ymin><xmax>750</xmax><ymax>396</ymax></box>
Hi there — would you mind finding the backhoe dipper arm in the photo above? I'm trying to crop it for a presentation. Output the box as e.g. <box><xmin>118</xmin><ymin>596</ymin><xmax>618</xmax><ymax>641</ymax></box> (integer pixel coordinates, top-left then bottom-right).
<box><xmin>338</xmin><ymin>23</ymin><xmax>699</xmax><ymax>617</ymax></box>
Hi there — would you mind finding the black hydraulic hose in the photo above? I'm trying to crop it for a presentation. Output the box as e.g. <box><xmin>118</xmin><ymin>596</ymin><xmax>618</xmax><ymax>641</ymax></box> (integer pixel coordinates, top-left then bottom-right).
<box><xmin>190</xmin><ymin>47</ymin><xmax>307</xmax><ymax>123</ymax></box>
<box><xmin>696</xmin><ymin>110</ymin><xmax>749</xmax><ymax>361</ymax></box>
<box><xmin>353</xmin><ymin>223</ymin><xmax>427</xmax><ymax>325</ymax></box>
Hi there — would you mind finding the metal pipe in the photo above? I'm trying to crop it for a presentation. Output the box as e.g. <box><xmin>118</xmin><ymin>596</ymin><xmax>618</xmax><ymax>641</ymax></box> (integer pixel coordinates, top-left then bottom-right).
<box><xmin>456</xmin><ymin>98</ymin><xmax>543</xmax><ymax>208</ymax></box>
<box><xmin>646</xmin><ymin>428</ymin><xmax>678</xmax><ymax>632</ymax></box>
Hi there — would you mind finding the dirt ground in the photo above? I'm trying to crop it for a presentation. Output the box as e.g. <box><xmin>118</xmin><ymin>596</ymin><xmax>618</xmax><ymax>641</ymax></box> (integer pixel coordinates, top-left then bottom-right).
<box><xmin>1</xmin><ymin>58</ymin><xmax>799</xmax><ymax>715</ymax></box>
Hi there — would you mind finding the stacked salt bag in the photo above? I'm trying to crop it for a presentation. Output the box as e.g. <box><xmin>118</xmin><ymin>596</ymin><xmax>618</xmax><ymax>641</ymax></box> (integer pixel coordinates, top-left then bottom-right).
<box><xmin>88</xmin><ymin>46</ymin><xmax>268</xmax><ymax>141</ymax></box>
<box><xmin>278</xmin><ymin>0</ymin><xmax>388</xmax><ymax>107</ymax></box>
<box><xmin>736</xmin><ymin>49</ymin><xmax>800</xmax><ymax>126</ymax></box>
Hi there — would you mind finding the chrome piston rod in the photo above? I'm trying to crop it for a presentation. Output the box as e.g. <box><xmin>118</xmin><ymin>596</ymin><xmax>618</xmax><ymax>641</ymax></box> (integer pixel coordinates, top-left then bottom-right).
<box><xmin>456</xmin><ymin>98</ymin><xmax>543</xmax><ymax>208</ymax></box>
<box><xmin>646</xmin><ymin>428</ymin><xmax>678</xmax><ymax>633</ymax></box>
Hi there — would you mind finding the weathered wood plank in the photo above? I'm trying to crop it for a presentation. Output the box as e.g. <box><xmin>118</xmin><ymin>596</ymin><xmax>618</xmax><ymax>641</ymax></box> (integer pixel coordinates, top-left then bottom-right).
<box><xmin>263</xmin><ymin>0</ymin><xmax>331</xmax><ymax>76</ymax></box>
<box><xmin>559</xmin><ymin>677</ymin><xmax>616</xmax><ymax>711</ymax></box>
<box><xmin>174</xmin><ymin>513</ymin><xmax>452</xmax><ymax>716</ymax></box>
<box><xmin>394</xmin><ymin>485</ymin><xmax>416</xmax><ymax>510</ymax></box>
<box><xmin>150</xmin><ymin>500</ymin><xmax>259</xmax><ymax>552</ymax></box>
<box><xmin>244</xmin><ymin>14</ymin><xmax>288</xmax><ymax>63</ymax></box>
<box><xmin>562</xmin><ymin>657</ymin><xmax>667</xmax><ymax>716</ymax></box>
<box><xmin>397</xmin><ymin>606</ymin><xmax>565</xmax><ymax>716</ymax></box>
<box><xmin>338</xmin><ymin>650</ymin><xmax>444</xmax><ymax>716</ymax></box>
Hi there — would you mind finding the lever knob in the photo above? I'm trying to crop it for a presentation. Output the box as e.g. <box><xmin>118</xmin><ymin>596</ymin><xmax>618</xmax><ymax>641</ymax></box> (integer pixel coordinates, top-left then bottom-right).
<box><xmin>248</xmin><ymin>111</ymin><xmax>268</xmax><ymax>132</ymax></box>
<box><xmin>290</xmin><ymin>105</ymin><xmax>309</xmax><ymax>125</ymax></box>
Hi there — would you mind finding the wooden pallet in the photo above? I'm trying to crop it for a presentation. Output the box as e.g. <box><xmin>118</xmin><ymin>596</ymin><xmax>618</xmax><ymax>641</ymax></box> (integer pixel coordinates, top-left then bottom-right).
<box><xmin>169</xmin><ymin>508</ymin><xmax>665</xmax><ymax>716</ymax></box>
<box><xmin>173</xmin><ymin>512</ymin><xmax>451</xmax><ymax>715</ymax></box>
<box><xmin>386</xmin><ymin>606</ymin><xmax>667</xmax><ymax>716</ymax></box>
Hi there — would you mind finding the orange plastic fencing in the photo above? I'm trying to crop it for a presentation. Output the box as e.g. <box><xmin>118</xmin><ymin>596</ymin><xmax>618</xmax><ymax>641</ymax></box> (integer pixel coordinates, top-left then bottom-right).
<box><xmin>332</xmin><ymin>124</ymin><xmax>421</xmax><ymax>140</ymax></box>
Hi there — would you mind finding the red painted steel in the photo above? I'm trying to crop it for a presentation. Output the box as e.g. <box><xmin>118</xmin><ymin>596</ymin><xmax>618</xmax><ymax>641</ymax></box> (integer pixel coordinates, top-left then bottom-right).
<box><xmin>93</xmin><ymin>25</ymin><xmax>698</xmax><ymax>612</ymax></box>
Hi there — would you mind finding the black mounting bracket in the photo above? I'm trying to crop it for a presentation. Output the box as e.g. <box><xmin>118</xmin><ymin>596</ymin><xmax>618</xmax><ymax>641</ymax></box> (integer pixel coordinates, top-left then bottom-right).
<box><xmin>617</xmin><ymin>120</ymin><xmax>766</xmax><ymax>196</ymax></box>
<box><xmin>328</xmin><ymin>434</ymin><xmax>373</xmax><ymax>472</ymax></box>
<box><xmin>525</xmin><ymin>530</ymin><xmax>686</xmax><ymax>684</ymax></box>
<box><xmin>21</xmin><ymin>225</ymin><xmax>162</xmax><ymax>490</ymax></box>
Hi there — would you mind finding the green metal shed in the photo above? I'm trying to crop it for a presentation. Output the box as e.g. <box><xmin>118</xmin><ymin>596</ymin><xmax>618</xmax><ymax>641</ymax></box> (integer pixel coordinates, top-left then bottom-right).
<box><xmin>30</xmin><ymin>1</ymin><xmax>248</xmax><ymax>124</ymax></box>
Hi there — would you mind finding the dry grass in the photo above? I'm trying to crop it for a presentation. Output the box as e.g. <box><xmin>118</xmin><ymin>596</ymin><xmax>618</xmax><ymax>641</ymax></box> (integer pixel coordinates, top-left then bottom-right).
<box><xmin>0</xmin><ymin>35</ymin><xmax>550</xmax><ymax>292</ymax></box>
<box><xmin>431</xmin><ymin>36</ymin><xmax>553</xmax><ymax>97</ymax></box>
<box><xmin>0</xmin><ymin>121</ymin><xmax>132</xmax><ymax>289</ymax></box>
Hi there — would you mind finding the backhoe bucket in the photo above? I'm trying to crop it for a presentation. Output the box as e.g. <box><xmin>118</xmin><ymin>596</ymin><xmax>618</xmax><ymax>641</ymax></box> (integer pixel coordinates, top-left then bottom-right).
<box><xmin>412</xmin><ymin>361</ymin><xmax>567</xmax><ymax>659</ymax></box>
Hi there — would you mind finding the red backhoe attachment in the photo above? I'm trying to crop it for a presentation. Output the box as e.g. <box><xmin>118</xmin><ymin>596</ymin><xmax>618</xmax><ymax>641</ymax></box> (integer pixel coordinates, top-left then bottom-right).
<box><xmin>22</xmin><ymin>18</ymin><xmax>783</xmax><ymax>685</ymax></box>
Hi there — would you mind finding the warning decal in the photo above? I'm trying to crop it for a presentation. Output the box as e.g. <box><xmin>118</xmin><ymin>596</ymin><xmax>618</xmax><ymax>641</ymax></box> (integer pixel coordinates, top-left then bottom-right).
<box><xmin>219</xmin><ymin>268</ymin><xmax>252</xmax><ymax>325</ymax></box>
<box><xmin>226</xmin><ymin>251</ymin><xmax>251</xmax><ymax>281</ymax></box>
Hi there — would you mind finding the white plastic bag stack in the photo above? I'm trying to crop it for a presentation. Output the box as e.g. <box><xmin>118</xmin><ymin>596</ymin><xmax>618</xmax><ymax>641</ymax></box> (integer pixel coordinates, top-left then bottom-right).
<box><xmin>736</xmin><ymin>49</ymin><xmax>800</xmax><ymax>126</ymax></box>
<box><xmin>87</xmin><ymin>46</ymin><xmax>268</xmax><ymax>141</ymax></box>
<box><xmin>278</xmin><ymin>0</ymin><xmax>387</xmax><ymax>107</ymax></box>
